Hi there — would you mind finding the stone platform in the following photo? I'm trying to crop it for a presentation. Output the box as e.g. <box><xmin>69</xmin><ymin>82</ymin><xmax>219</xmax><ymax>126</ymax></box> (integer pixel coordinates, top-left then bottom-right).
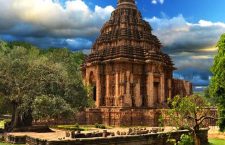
<box><xmin>3</xmin><ymin>130</ymin><xmax>186</xmax><ymax>145</ymax></box>
<box><xmin>4</xmin><ymin>128</ymin><xmax>209</xmax><ymax>145</ymax></box>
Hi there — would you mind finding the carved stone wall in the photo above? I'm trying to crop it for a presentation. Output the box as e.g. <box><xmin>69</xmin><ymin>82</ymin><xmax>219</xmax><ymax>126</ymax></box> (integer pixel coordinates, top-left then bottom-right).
<box><xmin>172</xmin><ymin>79</ymin><xmax>193</xmax><ymax>97</ymax></box>
<box><xmin>86</xmin><ymin>108</ymin><xmax>161</xmax><ymax>127</ymax></box>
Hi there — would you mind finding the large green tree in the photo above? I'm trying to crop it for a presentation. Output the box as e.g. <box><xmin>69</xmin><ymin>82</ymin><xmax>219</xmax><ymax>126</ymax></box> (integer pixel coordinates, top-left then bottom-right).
<box><xmin>0</xmin><ymin>41</ymin><xmax>90</xmax><ymax>131</ymax></box>
<box><xmin>209</xmin><ymin>34</ymin><xmax>225</xmax><ymax>131</ymax></box>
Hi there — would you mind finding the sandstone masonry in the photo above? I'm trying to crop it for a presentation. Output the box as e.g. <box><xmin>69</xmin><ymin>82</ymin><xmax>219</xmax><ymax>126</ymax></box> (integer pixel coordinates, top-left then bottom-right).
<box><xmin>81</xmin><ymin>0</ymin><xmax>192</xmax><ymax>126</ymax></box>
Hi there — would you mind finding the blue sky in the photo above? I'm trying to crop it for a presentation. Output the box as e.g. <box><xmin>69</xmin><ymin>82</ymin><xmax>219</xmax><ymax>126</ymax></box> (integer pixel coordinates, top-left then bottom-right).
<box><xmin>0</xmin><ymin>0</ymin><xmax>225</xmax><ymax>90</ymax></box>
<box><xmin>82</xmin><ymin>0</ymin><xmax>225</xmax><ymax>23</ymax></box>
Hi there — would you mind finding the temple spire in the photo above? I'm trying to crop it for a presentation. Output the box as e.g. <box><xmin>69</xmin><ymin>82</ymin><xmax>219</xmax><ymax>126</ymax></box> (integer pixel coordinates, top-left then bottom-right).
<box><xmin>117</xmin><ymin>0</ymin><xmax>136</xmax><ymax>9</ymax></box>
<box><xmin>118</xmin><ymin>0</ymin><xmax>135</xmax><ymax>5</ymax></box>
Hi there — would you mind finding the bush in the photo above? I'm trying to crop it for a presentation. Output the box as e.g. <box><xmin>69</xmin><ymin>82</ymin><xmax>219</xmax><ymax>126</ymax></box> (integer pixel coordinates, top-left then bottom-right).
<box><xmin>178</xmin><ymin>134</ymin><xmax>194</xmax><ymax>145</ymax></box>
<box><xmin>94</xmin><ymin>123</ymin><xmax>106</xmax><ymax>129</ymax></box>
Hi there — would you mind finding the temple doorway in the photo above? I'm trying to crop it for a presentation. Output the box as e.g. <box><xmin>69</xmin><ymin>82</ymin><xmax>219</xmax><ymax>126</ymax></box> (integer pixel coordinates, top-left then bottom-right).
<box><xmin>93</xmin><ymin>86</ymin><xmax>96</xmax><ymax>101</ymax></box>
<box><xmin>89</xmin><ymin>71</ymin><xmax>96</xmax><ymax>102</ymax></box>
<box><xmin>154</xmin><ymin>82</ymin><xmax>160</xmax><ymax>104</ymax></box>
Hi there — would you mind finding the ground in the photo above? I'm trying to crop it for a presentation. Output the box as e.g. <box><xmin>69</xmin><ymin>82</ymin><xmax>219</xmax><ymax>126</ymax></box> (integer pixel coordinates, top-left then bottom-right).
<box><xmin>0</xmin><ymin>138</ymin><xmax>224</xmax><ymax>145</ymax></box>
<box><xmin>208</xmin><ymin>127</ymin><xmax>225</xmax><ymax>144</ymax></box>
<box><xmin>1</xmin><ymin>126</ymin><xmax>225</xmax><ymax>144</ymax></box>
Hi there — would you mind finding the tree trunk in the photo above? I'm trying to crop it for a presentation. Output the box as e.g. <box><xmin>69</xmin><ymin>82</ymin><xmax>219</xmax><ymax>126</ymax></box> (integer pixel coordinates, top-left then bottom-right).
<box><xmin>13</xmin><ymin>109</ymin><xmax>21</xmax><ymax>128</ymax></box>
<box><xmin>7</xmin><ymin>103</ymin><xmax>17</xmax><ymax>131</ymax></box>
<box><xmin>21</xmin><ymin>108</ymin><xmax>33</xmax><ymax>127</ymax></box>
<box><xmin>193</xmin><ymin>132</ymin><xmax>201</xmax><ymax>145</ymax></box>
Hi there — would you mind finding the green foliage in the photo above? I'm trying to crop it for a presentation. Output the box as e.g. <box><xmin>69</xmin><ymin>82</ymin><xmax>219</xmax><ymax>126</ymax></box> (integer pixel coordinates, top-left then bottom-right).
<box><xmin>178</xmin><ymin>134</ymin><xmax>194</xmax><ymax>145</ymax></box>
<box><xmin>218</xmin><ymin>109</ymin><xmax>225</xmax><ymax>132</ymax></box>
<box><xmin>32</xmin><ymin>95</ymin><xmax>74</xmax><ymax>120</ymax></box>
<box><xmin>0</xmin><ymin>40</ymin><xmax>90</xmax><ymax>128</ymax></box>
<box><xmin>209</xmin><ymin>34</ymin><xmax>225</xmax><ymax>131</ymax></box>
<box><xmin>158</xmin><ymin>114</ymin><xmax>164</xmax><ymax>127</ymax></box>
<box><xmin>167</xmin><ymin>95</ymin><xmax>211</xmax><ymax>132</ymax></box>
<box><xmin>94</xmin><ymin>123</ymin><xmax>106</xmax><ymax>129</ymax></box>
<box><xmin>0</xmin><ymin>96</ymin><xmax>11</xmax><ymax>114</ymax></box>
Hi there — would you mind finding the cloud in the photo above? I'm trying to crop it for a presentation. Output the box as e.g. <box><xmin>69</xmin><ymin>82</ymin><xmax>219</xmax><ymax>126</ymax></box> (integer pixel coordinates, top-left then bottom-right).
<box><xmin>145</xmin><ymin>15</ymin><xmax>225</xmax><ymax>86</ymax></box>
<box><xmin>151</xmin><ymin>0</ymin><xmax>164</xmax><ymax>5</ymax></box>
<box><xmin>0</xmin><ymin>0</ymin><xmax>114</xmax><ymax>49</ymax></box>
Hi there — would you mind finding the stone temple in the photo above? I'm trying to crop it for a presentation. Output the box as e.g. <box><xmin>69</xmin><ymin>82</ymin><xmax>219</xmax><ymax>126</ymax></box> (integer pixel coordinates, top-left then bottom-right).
<box><xmin>81</xmin><ymin>0</ymin><xmax>192</xmax><ymax>126</ymax></box>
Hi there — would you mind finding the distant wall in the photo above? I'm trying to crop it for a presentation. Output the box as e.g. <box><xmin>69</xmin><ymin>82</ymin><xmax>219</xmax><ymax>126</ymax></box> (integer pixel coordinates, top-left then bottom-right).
<box><xmin>172</xmin><ymin>79</ymin><xmax>192</xmax><ymax>97</ymax></box>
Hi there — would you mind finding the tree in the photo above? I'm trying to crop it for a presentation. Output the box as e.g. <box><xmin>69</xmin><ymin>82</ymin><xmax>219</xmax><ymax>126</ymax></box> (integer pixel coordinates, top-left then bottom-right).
<box><xmin>0</xmin><ymin>95</ymin><xmax>11</xmax><ymax>115</ymax></box>
<box><xmin>0</xmin><ymin>41</ymin><xmax>90</xmax><ymax>131</ymax></box>
<box><xmin>209</xmin><ymin>33</ymin><xmax>225</xmax><ymax>131</ymax></box>
<box><xmin>166</xmin><ymin>95</ymin><xmax>214</xmax><ymax>145</ymax></box>
<box><xmin>32</xmin><ymin>95</ymin><xmax>74</xmax><ymax>121</ymax></box>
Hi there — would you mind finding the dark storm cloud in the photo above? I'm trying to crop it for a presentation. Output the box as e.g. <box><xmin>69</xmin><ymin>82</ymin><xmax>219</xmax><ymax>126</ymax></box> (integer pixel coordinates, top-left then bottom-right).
<box><xmin>0</xmin><ymin>0</ymin><xmax>114</xmax><ymax>50</ymax></box>
<box><xmin>146</xmin><ymin>15</ymin><xmax>225</xmax><ymax>87</ymax></box>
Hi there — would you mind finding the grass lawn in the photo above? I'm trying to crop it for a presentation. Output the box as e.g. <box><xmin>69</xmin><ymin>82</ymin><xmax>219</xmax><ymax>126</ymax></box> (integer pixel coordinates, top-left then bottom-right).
<box><xmin>0</xmin><ymin>119</ymin><xmax>11</xmax><ymax>129</ymax></box>
<box><xmin>209</xmin><ymin>138</ymin><xmax>225</xmax><ymax>145</ymax></box>
<box><xmin>0</xmin><ymin>143</ymin><xmax>24</xmax><ymax>145</ymax></box>
<box><xmin>0</xmin><ymin>121</ymin><xmax>5</xmax><ymax>129</ymax></box>
<box><xmin>52</xmin><ymin>124</ymin><xmax>111</xmax><ymax>131</ymax></box>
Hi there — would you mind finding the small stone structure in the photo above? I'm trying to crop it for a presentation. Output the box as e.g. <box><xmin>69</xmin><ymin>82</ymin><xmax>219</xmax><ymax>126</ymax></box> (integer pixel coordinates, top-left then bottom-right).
<box><xmin>81</xmin><ymin>0</ymin><xmax>192</xmax><ymax>126</ymax></box>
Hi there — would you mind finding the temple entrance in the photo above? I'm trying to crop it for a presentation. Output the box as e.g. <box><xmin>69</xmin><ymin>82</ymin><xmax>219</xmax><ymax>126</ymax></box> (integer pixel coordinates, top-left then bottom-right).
<box><xmin>154</xmin><ymin>82</ymin><xmax>160</xmax><ymax>104</ymax></box>
<box><xmin>89</xmin><ymin>71</ymin><xmax>96</xmax><ymax>102</ymax></box>
<box><xmin>93</xmin><ymin>86</ymin><xmax>96</xmax><ymax>101</ymax></box>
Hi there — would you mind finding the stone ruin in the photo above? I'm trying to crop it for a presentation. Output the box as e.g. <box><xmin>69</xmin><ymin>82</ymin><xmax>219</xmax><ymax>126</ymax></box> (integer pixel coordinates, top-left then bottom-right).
<box><xmin>65</xmin><ymin>127</ymin><xmax>165</xmax><ymax>139</ymax></box>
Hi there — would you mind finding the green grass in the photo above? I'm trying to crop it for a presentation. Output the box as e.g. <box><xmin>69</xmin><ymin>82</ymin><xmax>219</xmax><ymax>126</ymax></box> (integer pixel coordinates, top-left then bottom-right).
<box><xmin>0</xmin><ymin>142</ymin><xmax>24</xmax><ymax>145</ymax></box>
<box><xmin>209</xmin><ymin>139</ymin><xmax>225</xmax><ymax>145</ymax></box>
<box><xmin>0</xmin><ymin>121</ymin><xmax>5</xmax><ymax>129</ymax></box>
<box><xmin>54</xmin><ymin>125</ymin><xmax>85</xmax><ymax>131</ymax></box>
<box><xmin>52</xmin><ymin>124</ymin><xmax>112</xmax><ymax>131</ymax></box>
<box><xmin>52</xmin><ymin>125</ymin><xmax>96</xmax><ymax>131</ymax></box>
<box><xmin>0</xmin><ymin>119</ymin><xmax>11</xmax><ymax>129</ymax></box>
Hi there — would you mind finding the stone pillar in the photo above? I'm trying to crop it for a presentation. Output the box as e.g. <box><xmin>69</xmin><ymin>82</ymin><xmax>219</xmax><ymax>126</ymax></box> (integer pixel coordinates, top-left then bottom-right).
<box><xmin>115</xmin><ymin>72</ymin><xmax>120</xmax><ymax>106</ymax></box>
<box><xmin>135</xmin><ymin>79</ymin><xmax>142</xmax><ymax>107</ymax></box>
<box><xmin>125</xmin><ymin>71</ymin><xmax>132</xmax><ymax>107</ymax></box>
<box><xmin>160</xmin><ymin>74</ymin><xmax>165</xmax><ymax>104</ymax></box>
<box><xmin>106</xmin><ymin>74</ymin><xmax>110</xmax><ymax>106</ymax></box>
<box><xmin>168</xmin><ymin>78</ymin><xmax>172</xmax><ymax>99</ymax></box>
<box><xmin>96</xmin><ymin>66</ymin><xmax>101</xmax><ymax>107</ymax></box>
<box><xmin>85</xmin><ymin>70</ymin><xmax>90</xmax><ymax>86</ymax></box>
<box><xmin>147</xmin><ymin>72</ymin><xmax>154</xmax><ymax>108</ymax></box>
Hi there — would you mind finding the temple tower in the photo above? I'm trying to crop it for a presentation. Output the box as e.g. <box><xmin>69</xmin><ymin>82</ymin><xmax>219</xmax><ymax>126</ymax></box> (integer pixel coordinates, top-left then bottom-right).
<box><xmin>82</xmin><ymin>0</ymin><xmax>177</xmax><ymax>109</ymax></box>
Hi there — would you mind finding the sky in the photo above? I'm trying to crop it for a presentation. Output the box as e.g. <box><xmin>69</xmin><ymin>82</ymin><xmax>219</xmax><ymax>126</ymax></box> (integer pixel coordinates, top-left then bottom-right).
<box><xmin>0</xmin><ymin>0</ymin><xmax>225</xmax><ymax>91</ymax></box>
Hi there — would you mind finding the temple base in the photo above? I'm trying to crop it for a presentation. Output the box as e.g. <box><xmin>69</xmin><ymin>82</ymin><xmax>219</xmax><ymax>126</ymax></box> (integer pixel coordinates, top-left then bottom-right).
<box><xmin>85</xmin><ymin>107</ymin><xmax>163</xmax><ymax>127</ymax></box>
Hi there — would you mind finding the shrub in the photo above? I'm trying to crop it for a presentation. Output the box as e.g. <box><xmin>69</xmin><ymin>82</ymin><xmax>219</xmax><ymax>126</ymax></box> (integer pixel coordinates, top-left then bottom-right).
<box><xmin>178</xmin><ymin>134</ymin><xmax>194</xmax><ymax>145</ymax></box>
<box><xmin>94</xmin><ymin>123</ymin><xmax>106</xmax><ymax>129</ymax></box>
<box><xmin>75</xmin><ymin>123</ymin><xmax>79</xmax><ymax>128</ymax></box>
